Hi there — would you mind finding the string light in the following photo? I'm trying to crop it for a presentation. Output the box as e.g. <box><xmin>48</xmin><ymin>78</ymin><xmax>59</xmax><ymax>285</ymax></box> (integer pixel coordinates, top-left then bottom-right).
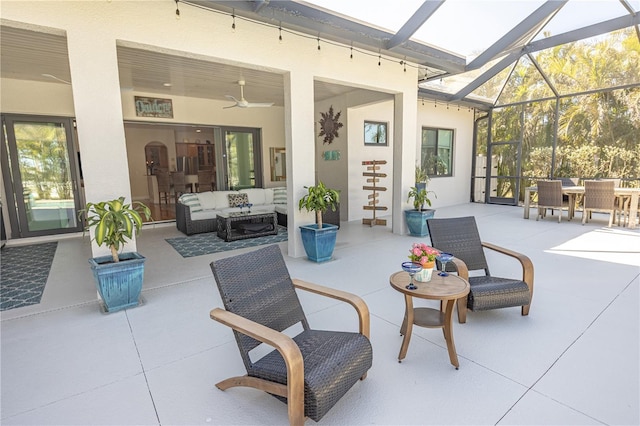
<box><xmin>421</xmin><ymin>98</ymin><xmax>424</xmax><ymax>106</ymax></box>
<box><xmin>173</xmin><ymin>1</ymin><xmax>441</xmax><ymax>79</ymax></box>
<box><xmin>434</xmin><ymin>99</ymin><xmax>437</xmax><ymax>108</ymax></box>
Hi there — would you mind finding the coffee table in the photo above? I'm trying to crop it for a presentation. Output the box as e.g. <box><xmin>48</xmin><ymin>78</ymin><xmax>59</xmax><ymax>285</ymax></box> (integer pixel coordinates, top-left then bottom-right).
<box><xmin>216</xmin><ymin>211</ymin><xmax>278</xmax><ymax>242</ymax></box>
<box><xmin>389</xmin><ymin>270</ymin><xmax>470</xmax><ymax>369</ymax></box>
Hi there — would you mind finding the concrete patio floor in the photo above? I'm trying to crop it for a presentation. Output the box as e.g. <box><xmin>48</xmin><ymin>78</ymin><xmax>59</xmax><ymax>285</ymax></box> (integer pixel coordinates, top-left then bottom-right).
<box><xmin>1</xmin><ymin>203</ymin><xmax>638</xmax><ymax>425</ymax></box>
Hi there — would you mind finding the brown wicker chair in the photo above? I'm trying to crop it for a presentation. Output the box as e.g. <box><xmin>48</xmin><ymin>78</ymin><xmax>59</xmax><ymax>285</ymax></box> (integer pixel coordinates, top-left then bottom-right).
<box><xmin>427</xmin><ymin>217</ymin><xmax>533</xmax><ymax>324</ymax></box>
<box><xmin>170</xmin><ymin>171</ymin><xmax>190</xmax><ymax>202</ymax></box>
<box><xmin>196</xmin><ymin>169</ymin><xmax>214</xmax><ymax>192</ymax></box>
<box><xmin>536</xmin><ymin>180</ymin><xmax>567</xmax><ymax>222</ymax></box>
<box><xmin>210</xmin><ymin>245</ymin><xmax>372</xmax><ymax>425</ymax></box>
<box><xmin>156</xmin><ymin>170</ymin><xmax>171</xmax><ymax>204</ymax></box>
<box><xmin>582</xmin><ymin>180</ymin><xmax>617</xmax><ymax>227</ymax></box>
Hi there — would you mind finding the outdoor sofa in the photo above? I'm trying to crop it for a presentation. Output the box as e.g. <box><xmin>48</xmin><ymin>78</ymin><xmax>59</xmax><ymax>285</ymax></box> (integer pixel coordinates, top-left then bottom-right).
<box><xmin>176</xmin><ymin>187</ymin><xmax>287</xmax><ymax>235</ymax></box>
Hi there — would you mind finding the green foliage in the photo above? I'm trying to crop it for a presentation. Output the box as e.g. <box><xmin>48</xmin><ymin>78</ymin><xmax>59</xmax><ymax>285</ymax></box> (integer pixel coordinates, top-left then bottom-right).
<box><xmin>298</xmin><ymin>181</ymin><xmax>339</xmax><ymax>228</ymax></box>
<box><xmin>407</xmin><ymin>186</ymin><xmax>436</xmax><ymax>211</ymax></box>
<box><xmin>79</xmin><ymin>197</ymin><xmax>151</xmax><ymax>263</ymax></box>
<box><xmin>414</xmin><ymin>166</ymin><xmax>428</xmax><ymax>184</ymax></box>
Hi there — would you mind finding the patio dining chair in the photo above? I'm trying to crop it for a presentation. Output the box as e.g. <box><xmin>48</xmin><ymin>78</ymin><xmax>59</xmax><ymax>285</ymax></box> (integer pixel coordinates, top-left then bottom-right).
<box><xmin>536</xmin><ymin>180</ymin><xmax>567</xmax><ymax>222</ymax></box>
<box><xmin>209</xmin><ymin>245</ymin><xmax>373</xmax><ymax>425</ymax></box>
<box><xmin>427</xmin><ymin>217</ymin><xmax>533</xmax><ymax>324</ymax></box>
<box><xmin>582</xmin><ymin>180</ymin><xmax>617</xmax><ymax>227</ymax></box>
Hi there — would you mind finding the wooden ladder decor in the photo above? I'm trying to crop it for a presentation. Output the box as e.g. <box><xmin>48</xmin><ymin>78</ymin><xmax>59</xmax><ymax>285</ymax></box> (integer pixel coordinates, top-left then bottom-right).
<box><xmin>362</xmin><ymin>160</ymin><xmax>388</xmax><ymax>226</ymax></box>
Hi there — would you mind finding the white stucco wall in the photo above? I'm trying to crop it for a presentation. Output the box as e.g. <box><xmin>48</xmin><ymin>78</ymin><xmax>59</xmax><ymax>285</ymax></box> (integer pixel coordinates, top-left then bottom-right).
<box><xmin>416</xmin><ymin>102</ymin><xmax>475</xmax><ymax>208</ymax></box>
<box><xmin>348</xmin><ymin>100</ymin><xmax>395</xmax><ymax>222</ymax></box>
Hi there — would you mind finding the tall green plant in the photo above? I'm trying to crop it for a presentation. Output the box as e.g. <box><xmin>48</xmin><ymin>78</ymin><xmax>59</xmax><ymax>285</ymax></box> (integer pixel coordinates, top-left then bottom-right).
<box><xmin>407</xmin><ymin>186</ymin><xmax>436</xmax><ymax>210</ymax></box>
<box><xmin>298</xmin><ymin>181</ymin><xmax>339</xmax><ymax>228</ymax></box>
<box><xmin>80</xmin><ymin>197</ymin><xmax>151</xmax><ymax>263</ymax></box>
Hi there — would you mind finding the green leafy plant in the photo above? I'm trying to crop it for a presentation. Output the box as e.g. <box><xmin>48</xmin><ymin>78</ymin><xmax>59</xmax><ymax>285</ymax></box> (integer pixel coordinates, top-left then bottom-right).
<box><xmin>298</xmin><ymin>181</ymin><xmax>340</xmax><ymax>228</ymax></box>
<box><xmin>79</xmin><ymin>197</ymin><xmax>151</xmax><ymax>263</ymax></box>
<box><xmin>415</xmin><ymin>165</ymin><xmax>429</xmax><ymax>184</ymax></box>
<box><xmin>407</xmin><ymin>186</ymin><xmax>436</xmax><ymax>211</ymax></box>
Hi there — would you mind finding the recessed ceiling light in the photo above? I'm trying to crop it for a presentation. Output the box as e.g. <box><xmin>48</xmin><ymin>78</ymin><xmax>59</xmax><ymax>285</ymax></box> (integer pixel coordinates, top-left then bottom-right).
<box><xmin>196</xmin><ymin>129</ymin><xmax>201</xmax><ymax>133</ymax></box>
<box><xmin>163</xmin><ymin>83</ymin><xmax>172</xmax><ymax>87</ymax></box>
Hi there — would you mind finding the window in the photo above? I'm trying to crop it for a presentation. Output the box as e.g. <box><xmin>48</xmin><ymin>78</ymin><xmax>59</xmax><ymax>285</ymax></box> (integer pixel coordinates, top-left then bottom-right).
<box><xmin>421</xmin><ymin>127</ymin><xmax>454</xmax><ymax>177</ymax></box>
<box><xmin>364</xmin><ymin>121</ymin><xmax>388</xmax><ymax>145</ymax></box>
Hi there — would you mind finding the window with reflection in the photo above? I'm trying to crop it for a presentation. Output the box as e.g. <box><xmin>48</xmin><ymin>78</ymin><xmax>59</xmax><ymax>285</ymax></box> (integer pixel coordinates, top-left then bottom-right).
<box><xmin>421</xmin><ymin>127</ymin><xmax>454</xmax><ymax>177</ymax></box>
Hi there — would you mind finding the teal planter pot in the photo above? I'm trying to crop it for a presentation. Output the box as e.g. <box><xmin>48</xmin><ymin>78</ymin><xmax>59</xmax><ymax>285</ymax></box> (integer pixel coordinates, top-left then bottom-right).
<box><xmin>299</xmin><ymin>223</ymin><xmax>338</xmax><ymax>262</ymax></box>
<box><xmin>404</xmin><ymin>209</ymin><xmax>436</xmax><ymax>237</ymax></box>
<box><xmin>89</xmin><ymin>252</ymin><xmax>145</xmax><ymax>313</ymax></box>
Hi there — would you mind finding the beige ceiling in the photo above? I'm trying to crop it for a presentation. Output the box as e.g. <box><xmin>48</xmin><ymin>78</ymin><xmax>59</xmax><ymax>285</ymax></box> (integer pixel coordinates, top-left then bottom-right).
<box><xmin>1</xmin><ymin>25</ymin><xmax>365</xmax><ymax>109</ymax></box>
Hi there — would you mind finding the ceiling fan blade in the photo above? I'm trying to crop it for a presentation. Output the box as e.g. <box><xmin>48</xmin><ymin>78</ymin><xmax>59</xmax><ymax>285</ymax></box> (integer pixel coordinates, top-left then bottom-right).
<box><xmin>225</xmin><ymin>95</ymin><xmax>239</xmax><ymax>102</ymax></box>
<box><xmin>246</xmin><ymin>102</ymin><xmax>274</xmax><ymax>108</ymax></box>
<box><xmin>223</xmin><ymin>104</ymin><xmax>238</xmax><ymax>109</ymax></box>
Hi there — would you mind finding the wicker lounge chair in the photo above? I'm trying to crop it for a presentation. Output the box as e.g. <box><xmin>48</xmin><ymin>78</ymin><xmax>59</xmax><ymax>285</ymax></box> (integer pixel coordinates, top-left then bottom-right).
<box><xmin>209</xmin><ymin>245</ymin><xmax>372</xmax><ymax>425</ymax></box>
<box><xmin>427</xmin><ymin>217</ymin><xmax>533</xmax><ymax>324</ymax></box>
<box><xmin>536</xmin><ymin>180</ymin><xmax>567</xmax><ymax>222</ymax></box>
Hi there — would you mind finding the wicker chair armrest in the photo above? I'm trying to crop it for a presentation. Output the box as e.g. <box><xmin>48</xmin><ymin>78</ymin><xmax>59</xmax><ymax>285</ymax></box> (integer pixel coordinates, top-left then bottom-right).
<box><xmin>292</xmin><ymin>279</ymin><xmax>370</xmax><ymax>338</ymax></box>
<box><xmin>210</xmin><ymin>307</ymin><xmax>304</xmax><ymax>424</ymax></box>
<box><xmin>481</xmin><ymin>242</ymin><xmax>534</xmax><ymax>290</ymax></box>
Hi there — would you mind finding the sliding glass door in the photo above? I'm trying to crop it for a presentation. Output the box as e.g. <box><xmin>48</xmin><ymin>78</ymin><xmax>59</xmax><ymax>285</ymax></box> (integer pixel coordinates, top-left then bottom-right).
<box><xmin>1</xmin><ymin>115</ymin><xmax>83</xmax><ymax>238</ymax></box>
<box><xmin>222</xmin><ymin>127</ymin><xmax>262</xmax><ymax>190</ymax></box>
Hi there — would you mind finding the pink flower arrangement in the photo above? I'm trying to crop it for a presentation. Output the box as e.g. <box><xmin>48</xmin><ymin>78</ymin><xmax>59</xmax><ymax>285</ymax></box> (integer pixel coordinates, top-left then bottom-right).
<box><xmin>408</xmin><ymin>242</ymin><xmax>440</xmax><ymax>266</ymax></box>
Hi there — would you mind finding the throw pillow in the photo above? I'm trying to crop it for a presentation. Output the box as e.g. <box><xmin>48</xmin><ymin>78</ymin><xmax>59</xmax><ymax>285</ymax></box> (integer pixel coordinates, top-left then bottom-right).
<box><xmin>228</xmin><ymin>193</ymin><xmax>249</xmax><ymax>207</ymax></box>
<box><xmin>179</xmin><ymin>193</ymin><xmax>202</xmax><ymax>212</ymax></box>
<box><xmin>273</xmin><ymin>187</ymin><xmax>287</xmax><ymax>204</ymax></box>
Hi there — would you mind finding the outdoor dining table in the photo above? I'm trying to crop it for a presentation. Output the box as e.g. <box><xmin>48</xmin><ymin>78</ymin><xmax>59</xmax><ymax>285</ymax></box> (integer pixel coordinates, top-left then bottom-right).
<box><xmin>523</xmin><ymin>185</ymin><xmax>640</xmax><ymax>228</ymax></box>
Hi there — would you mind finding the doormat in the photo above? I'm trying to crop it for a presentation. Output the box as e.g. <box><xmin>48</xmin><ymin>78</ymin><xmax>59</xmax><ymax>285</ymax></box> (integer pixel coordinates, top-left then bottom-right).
<box><xmin>166</xmin><ymin>226</ymin><xmax>288</xmax><ymax>258</ymax></box>
<box><xmin>0</xmin><ymin>242</ymin><xmax>58</xmax><ymax>311</ymax></box>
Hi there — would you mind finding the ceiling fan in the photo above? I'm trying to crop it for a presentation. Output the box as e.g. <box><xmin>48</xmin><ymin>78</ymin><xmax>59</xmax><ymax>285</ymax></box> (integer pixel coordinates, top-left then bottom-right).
<box><xmin>223</xmin><ymin>80</ymin><xmax>274</xmax><ymax>109</ymax></box>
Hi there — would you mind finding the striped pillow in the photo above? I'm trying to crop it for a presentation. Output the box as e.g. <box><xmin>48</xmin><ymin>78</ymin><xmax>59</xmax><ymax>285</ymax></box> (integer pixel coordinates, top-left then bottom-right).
<box><xmin>179</xmin><ymin>193</ymin><xmax>202</xmax><ymax>212</ymax></box>
<box><xmin>273</xmin><ymin>187</ymin><xmax>287</xmax><ymax>204</ymax></box>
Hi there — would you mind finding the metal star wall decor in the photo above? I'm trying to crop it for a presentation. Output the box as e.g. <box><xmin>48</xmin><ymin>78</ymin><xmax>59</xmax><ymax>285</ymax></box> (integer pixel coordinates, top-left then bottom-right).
<box><xmin>318</xmin><ymin>106</ymin><xmax>343</xmax><ymax>145</ymax></box>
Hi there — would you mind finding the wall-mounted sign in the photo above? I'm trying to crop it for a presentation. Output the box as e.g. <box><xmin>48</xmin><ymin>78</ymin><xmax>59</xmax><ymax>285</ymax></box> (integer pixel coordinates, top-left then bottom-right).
<box><xmin>135</xmin><ymin>96</ymin><xmax>173</xmax><ymax>118</ymax></box>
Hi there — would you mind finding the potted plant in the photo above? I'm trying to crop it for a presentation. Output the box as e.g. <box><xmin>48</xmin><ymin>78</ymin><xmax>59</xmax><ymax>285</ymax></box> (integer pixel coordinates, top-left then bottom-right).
<box><xmin>80</xmin><ymin>197</ymin><xmax>151</xmax><ymax>313</ymax></box>
<box><xmin>298</xmin><ymin>181</ymin><xmax>340</xmax><ymax>262</ymax></box>
<box><xmin>405</xmin><ymin>180</ymin><xmax>437</xmax><ymax>237</ymax></box>
<box><xmin>415</xmin><ymin>165</ymin><xmax>429</xmax><ymax>190</ymax></box>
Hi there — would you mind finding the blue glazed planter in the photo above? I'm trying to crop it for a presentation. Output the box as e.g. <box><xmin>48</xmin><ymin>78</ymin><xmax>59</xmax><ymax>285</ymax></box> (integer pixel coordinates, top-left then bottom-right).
<box><xmin>404</xmin><ymin>209</ymin><xmax>436</xmax><ymax>237</ymax></box>
<box><xmin>89</xmin><ymin>252</ymin><xmax>145</xmax><ymax>313</ymax></box>
<box><xmin>299</xmin><ymin>223</ymin><xmax>338</xmax><ymax>262</ymax></box>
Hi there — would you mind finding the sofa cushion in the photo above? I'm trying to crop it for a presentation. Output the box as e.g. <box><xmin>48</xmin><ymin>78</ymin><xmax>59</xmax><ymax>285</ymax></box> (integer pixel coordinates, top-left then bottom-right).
<box><xmin>228</xmin><ymin>193</ymin><xmax>249</xmax><ymax>207</ymax></box>
<box><xmin>191</xmin><ymin>209</ymin><xmax>218</xmax><ymax>221</ymax></box>
<box><xmin>179</xmin><ymin>193</ymin><xmax>202</xmax><ymax>212</ymax></box>
<box><xmin>213</xmin><ymin>191</ymin><xmax>234</xmax><ymax>209</ymax></box>
<box><xmin>263</xmin><ymin>188</ymin><xmax>274</xmax><ymax>204</ymax></box>
<box><xmin>196</xmin><ymin>192</ymin><xmax>217</xmax><ymax>210</ymax></box>
<box><xmin>274</xmin><ymin>205</ymin><xmax>287</xmax><ymax>215</ymax></box>
<box><xmin>273</xmin><ymin>187</ymin><xmax>287</xmax><ymax>204</ymax></box>
<box><xmin>240</xmin><ymin>188</ymin><xmax>266</xmax><ymax>206</ymax></box>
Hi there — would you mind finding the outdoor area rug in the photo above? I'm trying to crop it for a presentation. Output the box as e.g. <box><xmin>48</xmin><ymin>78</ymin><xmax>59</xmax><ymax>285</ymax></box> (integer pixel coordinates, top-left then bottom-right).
<box><xmin>0</xmin><ymin>242</ymin><xmax>58</xmax><ymax>311</ymax></box>
<box><xmin>166</xmin><ymin>226</ymin><xmax>288</xmax><ymax>258</ymax></box>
